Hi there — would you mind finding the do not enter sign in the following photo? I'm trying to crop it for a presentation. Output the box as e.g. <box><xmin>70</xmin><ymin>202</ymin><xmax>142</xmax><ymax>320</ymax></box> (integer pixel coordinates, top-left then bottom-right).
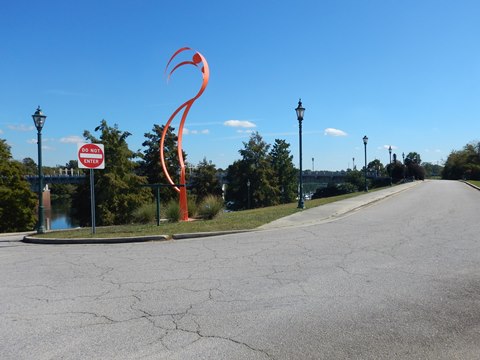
<box><xmin>77</xmin><ymin>143</ymin><xmax>105</xmax><ymax>169</ymax></box>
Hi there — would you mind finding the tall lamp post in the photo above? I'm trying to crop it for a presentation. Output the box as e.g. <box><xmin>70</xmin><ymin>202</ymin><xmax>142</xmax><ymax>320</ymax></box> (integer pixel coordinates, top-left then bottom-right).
<box><xmin>296</xmin><ymin>99</ymin><xmax>305</xmax><ymax>209</ymax></box>
<box><xmin>32</xmin><ymin>106</ymin><xmax>47</xmax><ymax>233</ymax></box>
<box><xmin>247</xmin><ymin>179</ymin><xmax>251</xmax><ymax>209</ymax></box>
<box><xmin>363</xmin><ymin>135</ymin><xmax>368</xmax><ymax>192</ymax></box>
<box><xmin>388</xmin><ymin>145</ymin><xmax>393</xmax><ymax>186</ymax></box>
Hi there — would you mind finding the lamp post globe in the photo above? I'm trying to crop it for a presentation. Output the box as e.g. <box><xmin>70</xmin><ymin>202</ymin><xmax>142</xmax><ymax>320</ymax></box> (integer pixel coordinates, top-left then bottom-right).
<box><xmin>363</xmin><ymin>135</ymin><xmax>368</xmax><ymax>192</ymax></box>
<box><xmin>32</xmin><ymin>106</ymin><xmax>47</xmax><ymax>234</ymax></box>
<box><xmin>296</xmin><ymin>99</ymin><xmax>305</xmax><ymax>209</ymax></box>
<box><xmin>388</xmin><ymin>145</ymin><xmax>392</xmax><ymax>164</ymax></box>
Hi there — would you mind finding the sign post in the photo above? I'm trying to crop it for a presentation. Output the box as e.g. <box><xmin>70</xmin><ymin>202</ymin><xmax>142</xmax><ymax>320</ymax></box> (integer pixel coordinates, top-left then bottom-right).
<box><xmin>77</xmin><ymin>143</ymin><xmax>105</xmax><ymax>234</ymax></box>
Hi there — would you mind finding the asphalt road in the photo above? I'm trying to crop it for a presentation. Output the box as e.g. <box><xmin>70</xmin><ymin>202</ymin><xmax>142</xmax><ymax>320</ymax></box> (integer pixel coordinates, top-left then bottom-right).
<box><xmin>1</xmin><ymin>180</ymin><xmax>479</xmax><ymax>359</ymax></box>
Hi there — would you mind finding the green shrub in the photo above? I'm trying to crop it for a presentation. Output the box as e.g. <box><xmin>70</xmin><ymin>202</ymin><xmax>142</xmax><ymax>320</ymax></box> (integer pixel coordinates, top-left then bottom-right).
<box><xmin>312</xmin><ymin>182</ymin><xmax>357</xmax><ymax>199</ymax></box>
<box><xmin>165</xmin><ymin>200</ymin><xmax>181</xmax><ymax>222</ymax></box>
<box><xmin>197</xmin><ymin>195</ymin><xmax>224</xmax><ymax>219</ymax></box>
<box><xmin>187</xmin><ymin>194</ymin><xmax>198</xmax><ymax>218</ymax></box>
<box><xmin>131</xmin><ymin>202</ymin><xmax>156</xmax><ymax>224</ymax></box>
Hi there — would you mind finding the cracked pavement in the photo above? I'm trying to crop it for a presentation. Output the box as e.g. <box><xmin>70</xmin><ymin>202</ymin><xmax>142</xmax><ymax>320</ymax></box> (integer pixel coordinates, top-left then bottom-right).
<box><xmin>1</xmin><ymin>180</ymin><xmax>480</xmax><ymax>359</ymax></box>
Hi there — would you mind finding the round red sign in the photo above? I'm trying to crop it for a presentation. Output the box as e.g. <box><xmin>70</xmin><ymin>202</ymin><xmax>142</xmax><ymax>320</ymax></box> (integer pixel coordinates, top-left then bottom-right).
<box><xmin>78</xmin><ymin>143</ymin><xmax>105</xmax><ymax>169</ymax></box>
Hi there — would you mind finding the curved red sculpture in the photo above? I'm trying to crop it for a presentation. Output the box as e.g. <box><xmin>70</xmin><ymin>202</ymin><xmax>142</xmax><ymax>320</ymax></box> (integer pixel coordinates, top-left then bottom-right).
<box><xmin>160</xmin><ymin>47</ymin><xmax>210</xmax><ymax>220</ymax></box>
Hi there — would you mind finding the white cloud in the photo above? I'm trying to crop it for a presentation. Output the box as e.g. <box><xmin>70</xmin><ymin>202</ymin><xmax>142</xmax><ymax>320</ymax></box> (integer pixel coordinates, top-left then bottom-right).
<box><xmin>324</xmin><ymin>128</ymin><xmax>347</xmax><ymax>137</ymax></box>
<box><xmin>183</xmin><ymin>128</ymin><xmax>209</xmax><ymax>135</ymax></box>
<box><xmin>27</xmin><ymin>138</ymin><xmax>37</xmax><ymax>144</ymax></box>
<box><xmin>383</xmin><ymin>145</ymin><xmax>398</xmax><ymax>150</ymax></box>
<box><xmin>60</xmin><ymin>135</ymin><xmax>84</xmax><ymax>143</ymax></box>
<box><xmin>425</xmin><ymin>148</ymin><xmax>442</xmax><ymax>153</ymax></box>
<box><xmin>224</xmin><ymin>120</ymin><xmax>256</xmax><ymax>128</ymax></box>
<box><xmin>8</xmin><ymin>124</ymin><xmax>34</xmax><ymax>132</ymax></box>
<box><xmin>0</xmin><ymin>129</ymin><xmax>3</xmax><ymax>134</ymax></box>
<box><xmin>236</xmin><ymin>129</ymin><xmax>254</xmax><ymax>134</ymax></box>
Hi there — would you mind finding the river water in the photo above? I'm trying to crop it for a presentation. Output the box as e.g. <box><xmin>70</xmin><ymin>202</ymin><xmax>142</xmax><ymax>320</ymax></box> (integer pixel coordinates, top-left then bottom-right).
<box><xmin>45</xmin><ymin>200</ymin><xmax>80</xmax><ymax>230</ymax></box>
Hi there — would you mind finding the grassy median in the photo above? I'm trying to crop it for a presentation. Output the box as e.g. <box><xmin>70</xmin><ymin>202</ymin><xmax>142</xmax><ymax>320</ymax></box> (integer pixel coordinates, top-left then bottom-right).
<box><xmin>468</xmin><ymin>180</ymin><xmax>480</xmax><ymax>187</ymax></box>
<box><xmin>37</xmin><ymin>192</ymin><xmax>364</xmax><ymax>239</ymax></box>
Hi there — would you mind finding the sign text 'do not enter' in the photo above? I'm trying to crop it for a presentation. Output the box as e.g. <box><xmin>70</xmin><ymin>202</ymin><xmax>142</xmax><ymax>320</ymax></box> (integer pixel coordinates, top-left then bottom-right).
<box><xmin>77</xmin><ymin>143</ymin><xmax>105</xmax><ymax>169</ymax></box>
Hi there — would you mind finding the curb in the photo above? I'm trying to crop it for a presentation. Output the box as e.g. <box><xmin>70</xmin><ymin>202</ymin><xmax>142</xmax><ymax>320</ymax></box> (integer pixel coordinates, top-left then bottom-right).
<box><xmin>173</xmin><ymin>230</ymin><xmax>253</xmax><ymax>240</ymax></box>
<box><xmin>23</xmin><ymin>234</ymin><xmax>170</xmax><ymax>245</ymax></box>
<box><xmin>22</xmin><ymin>230</ymin><xmax>252</xmax><ymax>245</ymax></box>
<box><xmin>461</xmin><ymin>180</ymin><xmax>480</xmax><ymax>191</ymax></box>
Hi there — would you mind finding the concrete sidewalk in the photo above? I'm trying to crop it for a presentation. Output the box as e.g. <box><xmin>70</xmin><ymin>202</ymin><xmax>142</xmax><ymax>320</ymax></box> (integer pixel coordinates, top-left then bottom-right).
<box><xmin>18</xmin><ymin>182</ymin><xmax>421</xmax><ymax>244</ymax></box>
<box><xmin>259</xmin><ymin>181</ymin><xmax>421</xmax><ymax>230</ymax></box>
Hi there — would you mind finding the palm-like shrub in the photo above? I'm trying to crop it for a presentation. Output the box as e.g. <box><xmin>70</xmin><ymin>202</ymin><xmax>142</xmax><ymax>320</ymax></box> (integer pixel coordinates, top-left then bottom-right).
<box><xmin>131</xmin><ymin>202</ymin><xmax>156</xmax><ymax>224</ymax></box>
<box><xmin>165</xmin><ymin>200</ymin><xmax>181</xmax><ymax>222</ymax></box>
<box><xmin>197</xmin><ymin>195</ymin><xmax>224</xmax><ymax>219</ymax></box>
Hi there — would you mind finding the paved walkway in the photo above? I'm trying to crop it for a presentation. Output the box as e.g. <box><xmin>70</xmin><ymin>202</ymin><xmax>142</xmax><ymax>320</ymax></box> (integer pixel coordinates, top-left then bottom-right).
<box><xmin>7</xmin><ymin>182</ymin><xmax>422</xmax><ymax>244</ymax></box>
<box><xmin>259</xmin><ymin>181</ymin><xmax>421</xmax><ymax>230</ymax></box>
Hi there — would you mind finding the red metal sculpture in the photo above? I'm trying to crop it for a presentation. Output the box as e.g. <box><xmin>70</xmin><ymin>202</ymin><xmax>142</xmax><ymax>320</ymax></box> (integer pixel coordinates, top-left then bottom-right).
<box><xmin>160</xmin><ymin>47</ymin><xmax>210</xmax><ymax>220</ymax></box>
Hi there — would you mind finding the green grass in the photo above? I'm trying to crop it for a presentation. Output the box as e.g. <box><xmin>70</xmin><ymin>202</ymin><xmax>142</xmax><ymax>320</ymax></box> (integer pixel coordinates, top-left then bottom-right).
<box><xmin>468</xmin><ymin>180</ymin><xmax>480</xmax><ymax>187</ymax></box>
<box><xmin>38</xmin><ymin>191</ymin><xmax>367</xmax><ymax>239</ymax></box>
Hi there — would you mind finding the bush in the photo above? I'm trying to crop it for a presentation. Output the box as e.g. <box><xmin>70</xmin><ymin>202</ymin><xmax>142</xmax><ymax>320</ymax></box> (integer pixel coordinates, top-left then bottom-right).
<box><xmin>187</xmin><ymin>194</ymin><xmax>198</xmax><ymax>218</ymax></box>
<box><xmin>131</xmin><ymin>202</ymin><xmax>156</xmax><ymax>224</ymax></box>
<box><xmin>197</xmin><ymin>195</ymin><xmax>224</xmax><ymax>219</ymax></box>
<box><xmin>337</xmin><ymin>182</ymin><xmax>357</xmax><ymax>194</ymax></box>
<box><xmin>312</xmin><ymin>182</ymin><xmax>357</xmax><ymax>199</ymax></box>
<box><xmin>165</xmin><ymin>200</ymin><xmax>181</xmax><ymax>222</ymax></box>
<box><xmin>370</xmin><ymin>177</ymin><xmax>392</xmax><ymax>188</ymax></box>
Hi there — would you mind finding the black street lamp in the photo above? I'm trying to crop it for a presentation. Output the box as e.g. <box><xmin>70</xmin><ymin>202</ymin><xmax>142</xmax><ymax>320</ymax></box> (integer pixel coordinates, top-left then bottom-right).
<box><xmin>247</xmin><ymin>179</ymin><xmax>251</xmax><ymax>209</ymax></box>
<box><xmin>388</xmin><ymin>145</ymin><xmax>393</xmax><ymax>186</ymax></box>
<box><xmin>32</xmin><ymin>106</ymin><xmax>47</xmax><ymax>233</ymax></box>
<box><xmin>363</xmin><ymin>135</ymin><xmax>368</xmax><ymax>192</ymax></box>
<box><xmin>296</xmin><ymin>99</ymin><xmax>305</xmax><ymax>209</ymax></box>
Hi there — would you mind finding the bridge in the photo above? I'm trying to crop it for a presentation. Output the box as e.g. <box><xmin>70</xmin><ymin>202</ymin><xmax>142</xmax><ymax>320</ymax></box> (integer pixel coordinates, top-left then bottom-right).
<box><xmin>26</xmin><ymin>173</ymin><xmax>87</xmax><ymax>191</ymax></box>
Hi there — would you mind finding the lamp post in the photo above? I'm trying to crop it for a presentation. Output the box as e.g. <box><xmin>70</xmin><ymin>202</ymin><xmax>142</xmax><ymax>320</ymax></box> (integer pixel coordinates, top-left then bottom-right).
<box><xmin>296</xmin><ymin>99</ymin><xmax>305</xmax><ymax>209</ymax></box>
<box><xmin>363</xmin><ymin>135</ymin><xmax>368</xmax><ymax>192</ymax></box>
<box><xmin>247</xmin><ymin>179</ymin><xmax>251</xmax><ymax>209</ymax></box>
<box><xmin>32</xmin><ymin>106</ymin><xmax>47</xmax><ymax>233</ymax></box>
<box><xmin>388</xmin><ymin>145</ymin><xmax>393</xmax><ymax>186</ymax></box>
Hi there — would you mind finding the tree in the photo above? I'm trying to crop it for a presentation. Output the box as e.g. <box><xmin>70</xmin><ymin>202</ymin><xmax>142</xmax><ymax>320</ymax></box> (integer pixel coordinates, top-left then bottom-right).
<box><xmin>389</xmin><ymin>162</ymin><xmax>406</xmax><ymax>182</ymax></box>
<box><xmin>138</xmin><ymin>125</ymin><xmax>186</xmax><ymax>202</ymax></box>
<box><xmin>422</xmin><ymin>162</ymin><xmax>443</xmax><ymax>178</ymax></box>
<box><xmin>226</xmin><ymin>132</ymin><xmax>278</xmax><ymax>209</ymax></box>
<box><xmin>270</xmin><ymin>139</ymin><xmax>296</xmax><ymax>203</ymax></box>
<box><xmin>344</xmin><ymin>169</ymin><xmax>364</xmax><ymax>191</ymax></box>
<box><xmin>405</xmin><ymin>152</ymin><xmax>422</xmax><ymax>164</ymax></box>
<box><xmin>0</xmin><ymin>139</ymin><xmax>37</xmax><ymax>232</ymax></box>
<box><xmin>22</xmin><ymin>157</ymin><xmax>37</xmax><ymax>175</ymax></box>
<box><xmin>189</xmin><ymin>158</ymin><xmax>222</xmax><ymax>201</ymax></box>
<box><xmin>404</xmin><ymin>152</ymin><xmax>426</xmax><ymax>180</ymax></box>
<box><xmin>65</xmin><ymin>160</ymin><xmax>79</xmax><ymax>170</ymax></box>
<box><xmin>442</xmin><ymin>141</ymin><xmax>480</xmax><ymax>180</ymax></box>
<box><xmin>367</xmin><ymin>159</ymin><xmax>385</xmax><ymax>177</ymax></box>
<box><xmin>72</xmin><ymin>120</ymin><xmax>151</xmax><ymax>226</ymax></box>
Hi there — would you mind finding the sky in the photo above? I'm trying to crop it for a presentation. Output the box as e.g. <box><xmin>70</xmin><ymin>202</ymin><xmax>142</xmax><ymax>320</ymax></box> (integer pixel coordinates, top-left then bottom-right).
<box><xmin>1</xmin><ymin>0</ymin><xmax>479</xmax><ymax>171</ymax></box>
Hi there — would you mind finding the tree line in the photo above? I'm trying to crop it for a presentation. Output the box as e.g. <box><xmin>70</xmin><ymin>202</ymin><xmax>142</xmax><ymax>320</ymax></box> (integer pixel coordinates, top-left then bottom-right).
<box><xmin>442</xmin><ymin>141</ymin><xmax>480</xmax><ymax>180</ymax></box>
<box><xmin>0</xmin><ymin>119</ymin><xmax>298</xmax><ymax>231</ymax></box>
<box><xmin>1</xmin><ymin>117</ymin><xmax>438</xmax><ymax>232</ymax></box>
